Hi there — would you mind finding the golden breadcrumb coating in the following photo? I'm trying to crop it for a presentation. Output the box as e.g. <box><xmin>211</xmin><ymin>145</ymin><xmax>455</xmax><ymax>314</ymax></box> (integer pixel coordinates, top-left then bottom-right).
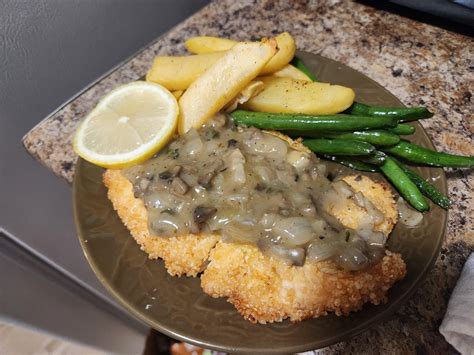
<box><xmin>328</xmin><ymin>175</ymin><xmax>398</xmax><ymax>236</ymax></box>
<box><xmin>103</xmin><ymin>169</ymin><xmax>219</xmax><ymax>277</ymax></box>
<box><xmin>103</xmin><ymin>135</ymin><xmax>406</xmax><ymax>323</ymax></box>
<box><xmin>201</xmin><ymin>242</ymin><xmax>406</xmax><ymax>323</ymax></box>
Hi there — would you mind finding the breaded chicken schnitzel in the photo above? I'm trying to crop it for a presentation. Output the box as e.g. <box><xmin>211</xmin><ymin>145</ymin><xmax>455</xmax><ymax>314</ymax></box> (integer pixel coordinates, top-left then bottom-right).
<box><xmin>103</xmin><ymin>166</ymin><xmax>406</xmax><ymax>323</ymax></box>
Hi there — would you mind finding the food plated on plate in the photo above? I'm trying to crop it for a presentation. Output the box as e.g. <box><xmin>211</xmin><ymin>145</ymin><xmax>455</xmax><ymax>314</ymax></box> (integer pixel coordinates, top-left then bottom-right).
<box><xmin>73</xmin><ymin>32</ymin><xmax>473</xmax><ymax>324</ymax></box>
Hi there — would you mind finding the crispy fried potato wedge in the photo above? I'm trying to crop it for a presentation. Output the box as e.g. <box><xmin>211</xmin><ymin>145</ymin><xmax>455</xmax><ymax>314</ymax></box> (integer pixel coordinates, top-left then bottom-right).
<box><xmin>272</xmin><ymin>64</ymin><xmax>312</xmax><ymax>81</ymax></box>
<box><xmin>185</xmin><ymin>32</ymin><xmax>296</xmax><ymax>75</ymax></box>
<box><xmin>146</xmin><ymin>52</ymin><xmax>224</xmax><ymax>91</ymax></box>
<box><xmin>148</xmin><ymin>34</ymin><xmax>295</xmax><ymax>92</ymax></box>
<box><xmin>176</xmin><ymin>82</ymin><xmax>264</xmax><ymax>113</ymax></box>
<box><xmin>259</xmin><ymin>32</ymin><xmax>296</xmax><ymax>74</ymax></box>
<box><xmin>178</xmin><ymin>40</ymin><xmax>278</xmax><ymax>134</ymax></box>
<box><xmin>185</xmin><ymin>35</ymin><xmax>236</xmax><ymax>53</ymax></box>
<box><xmin>241</xmin><ymin>76</ymin><xmax>355</xmax><ymax>115</ymax></box>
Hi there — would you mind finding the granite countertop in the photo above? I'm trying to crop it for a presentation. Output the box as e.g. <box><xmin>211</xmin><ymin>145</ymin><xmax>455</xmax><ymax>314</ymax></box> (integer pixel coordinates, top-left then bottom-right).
<box><xmin>23</xmin><ymin>0</ymin><xmax>473</xmax><ymax>353</ymax></box>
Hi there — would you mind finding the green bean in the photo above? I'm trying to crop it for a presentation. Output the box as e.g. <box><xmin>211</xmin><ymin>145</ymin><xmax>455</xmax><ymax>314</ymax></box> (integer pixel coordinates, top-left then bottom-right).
<box><xmin>383</xmin><ymin>140</ymin><xmax>474</xmax><ymax>167</ymax></box>
<box><xmin>290</xmin><ymin>57</ymin><xmax>318</xmax><ymax>81</ymax></box>
<box><xmin>231</xmin><ymin>110</ymin><xmax>398</xmax><ymax>132</ymax></box>
<box><xmin>354</xmin><ymin>151</ymin><xmax>387</xmax><ymax>166</ymax></box>
<box><xmin>289</xmin><ymin>130</ymin><xmax>400</xmax><ymax>146</ymax></box>
<box><xmin>389</xmin><ymin>124</ymin><xmax>416</xmax><ymax>135</ymax></box>
<box><xmin>328</xmin><ymin>151</ymin><xmax>386</xmax><ymax>166</ymax></box>
<box><xmin>320</xmin><ymin>155</ymin><xmax>378</xmax><ymax>172</ymax></box>
<box><xmin>379</xmin><ymin>157</ymin><xmax>430</xmax><ymax>212</ymax></box>
<box><xmin>345</xmin><ymin>102</ymin><xmax>433</xmax><ymax>122</ymax></box>
<box><xmin>303</xmin><ymin>138</ymin><xmax>375</xmax><ymax>156</ymax></box>
<box><xmin>392</xmin><ymin>158</ymin><xmax>451</xmax><ymax>209</ymax></box>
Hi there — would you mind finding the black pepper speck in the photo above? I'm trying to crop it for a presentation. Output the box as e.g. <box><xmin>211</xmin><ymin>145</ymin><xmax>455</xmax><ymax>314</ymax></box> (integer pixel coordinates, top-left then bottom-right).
<box><xmin>392</xmin><ymin>68</ymin><xmax>403</xmax><ymax>77</ymax></box>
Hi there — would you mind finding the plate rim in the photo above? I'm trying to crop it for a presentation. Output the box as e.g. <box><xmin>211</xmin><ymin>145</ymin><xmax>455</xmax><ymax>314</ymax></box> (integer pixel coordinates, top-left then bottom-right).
<box><xmin>73</xmin><ymin>51</ymin><xmax>448</xmax><ymax>353</ymax></box>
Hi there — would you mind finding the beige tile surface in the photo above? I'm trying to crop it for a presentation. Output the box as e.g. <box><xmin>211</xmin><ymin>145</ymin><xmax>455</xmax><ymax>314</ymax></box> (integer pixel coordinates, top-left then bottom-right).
<box><xmin>0</xmin><ymin>322</ymin><xmax>107</xmax><ymax>355</ymax></box>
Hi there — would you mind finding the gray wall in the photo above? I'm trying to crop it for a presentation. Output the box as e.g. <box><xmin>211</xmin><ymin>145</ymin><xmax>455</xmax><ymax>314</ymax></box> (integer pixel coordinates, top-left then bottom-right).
<box><xmin>0</xmin><ymin>0</ymin><xmax>209</xmax><ymax>350</ymax></box>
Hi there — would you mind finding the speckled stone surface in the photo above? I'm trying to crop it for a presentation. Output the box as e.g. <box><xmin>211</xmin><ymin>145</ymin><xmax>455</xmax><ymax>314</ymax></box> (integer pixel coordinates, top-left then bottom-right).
<box><xmin>23</xmin><ymin>0</ymin><xmax>473</xmax><ymax>353</ymax></box>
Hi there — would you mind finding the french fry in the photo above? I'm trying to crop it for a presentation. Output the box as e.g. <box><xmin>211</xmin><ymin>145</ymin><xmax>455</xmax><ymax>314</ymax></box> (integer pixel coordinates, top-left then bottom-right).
<box><xmin>185</xmin><ymin>32</ymin><xmax>296</xmax><ymax>75</ymax></box>
<box><xmin>146</xmin><ymin>52</ymin><xmax>224</xmax><ymax>91</ymax></box>
<box><xmin>178</xmin><ymin>40</ymin><xmax>278</xmax><ymax>134</ymax></box>
<box><xmin>272</xmin><ymin>64</ymin><xmax>312</xmax><ymax>81</ymax></box>
<box><xmin>185</xmin><ymin>36</ymin><xmax>236</xmax><ymax>53</ymax></box>
<box><xmin>148</xmin><ymin>33</ymin><xmax>296</xmax><ymax>92</ymax></box>
<box><xmin>259</xmin><ymin>33</ymin><xmax>296</xmax><ymax>74</ymax></box>
<box><xmin>241</xmin><ymin>76</ymin><xmax>355</xmax><ymax>115</ymax></box>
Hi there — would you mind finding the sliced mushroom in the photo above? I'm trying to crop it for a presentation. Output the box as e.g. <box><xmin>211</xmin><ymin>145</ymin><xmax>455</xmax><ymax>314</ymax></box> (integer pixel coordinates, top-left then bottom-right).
<box><xmin>193</xmin><ymin>206</ymin><xmax>217</xmax><ymax>225</ymax></box>
<box><xmin>170</xmin><ymin>177</ymin><xmax>189</xmax><ymax>195</ymax></box>
<box><xmin>158</xmin><ymin>165</ymin><xmax>182</xmax><ymax>181</ymax></box>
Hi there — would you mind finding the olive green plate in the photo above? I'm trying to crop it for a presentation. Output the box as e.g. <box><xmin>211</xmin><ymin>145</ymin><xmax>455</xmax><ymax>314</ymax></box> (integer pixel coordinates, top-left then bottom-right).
<box><xmin>73</xmin><ymin>52</ymin><xmax>447</xmax><ymax>354</ymax></box>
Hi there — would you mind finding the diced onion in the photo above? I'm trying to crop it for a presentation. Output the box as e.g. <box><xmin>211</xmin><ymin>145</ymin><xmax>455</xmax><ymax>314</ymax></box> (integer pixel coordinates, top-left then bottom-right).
<box><xmin>144</xmin><ymin>191</ymin><xmax>176</xmax><ymax>209</ymax></box>
<box><xmin>254</xmin><ymin>166</ymin><xmax>274</xmax><ymax>183</ymax></box>
<box><xmin>332</xmin><ymin>180</ymin><xmax>354</xmax><ymax>198</ymax></box>
<box><xmin>211</xmin><ymin>174</ymin><xmax>225</xmax><ymax>194</ymax></box>
<box><xmin>233</xmin><ymin>164</ymin><xmax>246</xmax><ymax>184</ymax></box>
<box><xmin>286</xmin><ymin>151</ymin><xmax>311</xmax><ymax>171</ymax></box>
<box><xmin>221</xmin><ymin>220</ymin><xmax>258</xmax><ymax>243</ymax></box>
<box><xmin>353</xmin><ymin>192</ymin><xmax>384</xmax><ymax>225</ymax></box>
<box><xmin>272</xmin><ymin>217</ymin><xmax>315</xmax><ymax>246</ymax></box>
<box><xmin>336</xmin><ymin>246</ymin><xmax>369</xmax><ymax>271</ymax></box>
<box><xmin>276</xmin><ymin>169</ymin><xmax>297</xmax><ymax>186</ymax></box>
<box><xmin>244</xmin><ymin>133</ymin><xmax>288</xmax><ymax>159</ymax></box>
<box><xmin>366</xmin><ymin>231</ymin><xmax>386</xmax><ymax>247</ymax></box>
<box><xmin>138</xmin><ymin>178</ymin><xmax>151</xmax><ymax>191</ymax></box>
<box><xmin>180</xmin><ymin>167</ymin><xmax>198</xmax><ymax>187</ymax></box>
<box><xmin>260</xmin><ymin>240</ymin><xmax>306</xmax><ymax>266</ymax></box>
<box><xmin>182</xmin><ymin>129</ymin><xmax>203</xmax><ymax>156</ymax></box>
<box><xmin>227</xmin><ymin>149</ymin><xmax>246</xmax><ymax>184</ymax></box>
<box><xmin>207</xmin><ymin>214</ymin><xmax>230</xmax><ymax>232</ymax></box>
<box><xmin>311</xmin><ymin>220</ymin><xmax>335</xmax><ymax>238</ymax></box>
<box><xmin>149</xmin><ymin>218</ymin><xmax>181</xmax><ymax>236</ymax></box>
<box><xmin>306</xmin><ymin>240</ymin><xmax>344</xmax><ymax>262</ymax></box>
<box><xmin>260</xmin><ymin>213</ymin><xmax>279</xmax><ymax>229</ymax></box>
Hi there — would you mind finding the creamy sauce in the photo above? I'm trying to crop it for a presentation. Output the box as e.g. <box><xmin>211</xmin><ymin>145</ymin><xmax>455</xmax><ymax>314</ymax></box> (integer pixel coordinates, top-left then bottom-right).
<box><xmin>397</xmin><ymin>197</ymin><xmax>423</xmax><ymax>227</ymax></box>
<box><xmin>124</xmin><ymin>114</ymin><xmax>387</xmax><ymax>270</ymax></box>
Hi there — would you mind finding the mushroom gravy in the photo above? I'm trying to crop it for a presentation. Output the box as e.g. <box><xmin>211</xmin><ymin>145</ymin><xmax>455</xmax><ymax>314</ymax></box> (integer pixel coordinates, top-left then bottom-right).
<box><xmin>123</xmin><ymin>114</ymin><xmax>387</xmax><ymax>270</ymax></box>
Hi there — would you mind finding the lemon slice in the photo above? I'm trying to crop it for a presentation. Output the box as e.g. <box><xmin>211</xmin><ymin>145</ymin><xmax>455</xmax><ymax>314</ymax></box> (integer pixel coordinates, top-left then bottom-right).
<box><xmin>73</xmin><ymin>82</ymin><xmax>178</xmax><ymax>168</ymax></box>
